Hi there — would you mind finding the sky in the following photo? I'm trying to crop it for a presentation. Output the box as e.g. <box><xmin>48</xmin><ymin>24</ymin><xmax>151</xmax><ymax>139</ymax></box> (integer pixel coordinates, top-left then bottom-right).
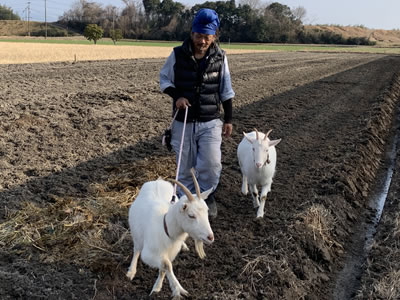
<box><xmin>1</xmin><ymin>0</ymin><xmax>399</xmax><ymax>30</ymax></box>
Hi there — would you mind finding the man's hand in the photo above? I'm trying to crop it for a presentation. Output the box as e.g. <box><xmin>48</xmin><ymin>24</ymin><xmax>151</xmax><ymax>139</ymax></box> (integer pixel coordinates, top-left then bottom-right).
<box><xmin>223</xmin><ymin>123</ymin><xmax>232</xmax><ymax>138</ymax></box>
<box><xmin>176</xmin><ymin>97</ymin><xmax>191</xmax><ymax>109</ymax></box>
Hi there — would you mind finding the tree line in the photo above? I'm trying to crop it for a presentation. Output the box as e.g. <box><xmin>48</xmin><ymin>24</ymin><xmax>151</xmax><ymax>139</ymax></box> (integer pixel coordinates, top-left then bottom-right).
<box><xmin>0</xmin><ymin>0</ymin><xmax>375</xmax><ymax>45</ymax></box>
<box><xmin>0</xmin><ymin>4</ymin><xmax>20</xmax><ymax>20</ymax></box>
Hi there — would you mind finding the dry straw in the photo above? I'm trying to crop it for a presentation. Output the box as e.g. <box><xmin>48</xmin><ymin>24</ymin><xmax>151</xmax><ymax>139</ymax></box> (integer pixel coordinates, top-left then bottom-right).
<box><xmin>240</xmin><ymin>251</ymin><xmax>307</xmax><ymax>298</ymax></box>
<box><xmin>300</xmin><ymin>203</ymin><xmax>336</xmax><ymax>245</ymax></box>
<box><xmin>0</xmin><ymin>156</ymin><xmax>175</xmax><ymax>272</ymax></box>
<box><xmin>372</xmin><ymin>270</ymin><xmax>400</xmax><ymax>299</ymax></box>
<box><xmin>0</xmin><ymin>41</ymin><xmax>271</xmax><ymax>64</ymax></box>
<box><xmin>0</xmin><ymin>42</ymin><xmax>174</xmax><ymax>64</ymax></box>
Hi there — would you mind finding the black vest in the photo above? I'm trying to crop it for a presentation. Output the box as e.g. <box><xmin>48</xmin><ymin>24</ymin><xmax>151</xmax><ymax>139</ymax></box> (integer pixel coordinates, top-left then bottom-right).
<box><xmin>173</xmin><ymin>38</ymin><xmax>225</xmax><ymax>122</ymax></box>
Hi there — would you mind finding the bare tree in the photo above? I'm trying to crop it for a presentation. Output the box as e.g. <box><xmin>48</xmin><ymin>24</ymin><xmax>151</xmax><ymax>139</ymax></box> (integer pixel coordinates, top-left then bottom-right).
<box><xmin>101</xmin><ymin>5</ymin><xmax>119</xmax><ymax>35</ymax></box>
<box><xmin>60</xmin><ymin>0</ymin><xmax>104</xmax><ymax>24</ymax></box>
<box><xmin>292</xmin><ymin>6</ymin><xmax>306</xmax><ymax>23</ymax></box>
<box><xmin>239</xmin><ymin>0</ymin><xmax>271</xmax><ymax>14</ymax></box>
<box><xmin>120</xmin><ymin>0</ymin><xmax>145</xmax><ymax>39</ymax></box>
<box><xmin>239</xmin><ymin>0</ymin><xmax>261</xmax><ymax>10</ymax></box>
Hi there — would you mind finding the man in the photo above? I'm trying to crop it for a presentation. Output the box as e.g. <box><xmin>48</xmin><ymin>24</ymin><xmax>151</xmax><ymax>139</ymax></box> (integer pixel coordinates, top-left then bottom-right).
<box><xmin>160</xmin><ymin>8</ymin><xmax>235</xmax><ymax>218</ymax></box>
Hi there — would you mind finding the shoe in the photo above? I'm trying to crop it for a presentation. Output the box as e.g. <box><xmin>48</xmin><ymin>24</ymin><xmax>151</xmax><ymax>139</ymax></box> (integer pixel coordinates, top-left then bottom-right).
<box><xmin>205</xmin><ymin>194</ymin><xmax>217</xmax><ymax>218</ymax></box>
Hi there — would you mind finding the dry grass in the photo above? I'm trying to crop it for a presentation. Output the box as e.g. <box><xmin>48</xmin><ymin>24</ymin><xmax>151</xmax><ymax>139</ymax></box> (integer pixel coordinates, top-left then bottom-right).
<box><xmin>299</xmin><ymin>204</ymin><xmax>336</xmax><ymax>245</ymax></box>
<box><xmin>0</xmin><ymin>41</ymin><xmax>270</xmax><ymax>64</ymax></box>
<box><xmin>393</xmin><ymin>212</ymin><xmax>400</xmax><ymax>239</ymax></box>
<box><xmin>356</xmin><ymin>191</ymin><xmax>400</xmax><ymax>299</ymax></box>
<box><xmin>239</xmin><ymin>251</ymin><xmax>307</xmax><ymax>298</ymax></box>
<box><xmin>0</xmin><ymin>185</ymin><xmax>135</xmax><ymax>270</ymax></box>
<box><xmin>0</xmin><ymin>156</ymin><xmax>176</xmax><ymax>272</ymax></box>
<box><xmin>0</xmin><ymin>42</ymin><xmax>174</xmax><ymax>64</ymax></box>
<box><xmin>369</xmin><ymin>270</ymin><xmax>400</xmax><ymax>299</ymax></box>
<box><xmin>308</xmin><ymin>25</ymin><xmax>400</xmax><ymax>46</ymax></box>
<box><xmin>240</xmin><ymin>254</ymin><xmax>273</xmax><ymax>292</ymax></box>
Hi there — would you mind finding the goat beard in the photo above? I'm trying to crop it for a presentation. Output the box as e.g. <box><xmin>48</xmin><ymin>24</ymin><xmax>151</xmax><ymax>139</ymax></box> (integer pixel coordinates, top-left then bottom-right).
<box><xmin>194</xmin><ymin>240</ymin><xmax>206</xmax><ymax>259</ymax></box>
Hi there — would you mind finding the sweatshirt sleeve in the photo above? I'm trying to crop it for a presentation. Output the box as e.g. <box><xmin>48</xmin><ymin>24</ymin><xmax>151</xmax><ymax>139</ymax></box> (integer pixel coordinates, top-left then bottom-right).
<box><xmin>160</xmin><ymin>51</ymin><xmax>176</xmax><ymax>92</ymax></box>
<box><xmin>219</xmin><ymin>55</ymin><xmax>235</xmax><ymax>101</ymax></box>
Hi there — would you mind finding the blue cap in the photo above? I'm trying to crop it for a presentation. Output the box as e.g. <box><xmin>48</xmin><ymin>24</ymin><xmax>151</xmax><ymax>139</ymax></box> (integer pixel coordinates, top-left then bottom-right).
<box><xmin>192</xmin><ymin>8</ymin><xmax>220</xmax><ymax>35</ymax></box>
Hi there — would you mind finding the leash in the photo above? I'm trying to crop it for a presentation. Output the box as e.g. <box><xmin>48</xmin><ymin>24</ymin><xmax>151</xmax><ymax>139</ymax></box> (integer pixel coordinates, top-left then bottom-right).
<box><xmin>171</xmin><ymin>106</ymin><xmax>188</xmax><ymax>203</ymax></box>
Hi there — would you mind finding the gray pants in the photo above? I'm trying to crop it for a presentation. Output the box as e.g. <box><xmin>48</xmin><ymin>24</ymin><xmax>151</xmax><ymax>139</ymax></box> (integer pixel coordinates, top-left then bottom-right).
<box><xmin>171</xmin><ymin>119</ymin><xmax>223</xmax><ymax>196</ymax></box>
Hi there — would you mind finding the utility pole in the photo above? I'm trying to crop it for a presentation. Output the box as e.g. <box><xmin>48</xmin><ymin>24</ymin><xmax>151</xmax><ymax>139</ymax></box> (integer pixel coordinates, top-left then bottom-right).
<box><xmin>27</xmin><ymin>2</ymin><xmax>31</xmax><ymax>37</ymax></box>
<box><xmin>45</xmin><ymin>0</ymin><xmax>47</xmax><ymax>39</ymax></box>
<box><xmin>22</xmin><ymin>8</ymin><xmax>27</xmax><ymax>35</ymax></box>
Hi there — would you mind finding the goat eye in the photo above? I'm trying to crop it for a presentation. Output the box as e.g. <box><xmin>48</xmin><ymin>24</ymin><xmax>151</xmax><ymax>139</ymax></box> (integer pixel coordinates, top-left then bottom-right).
<box><xmin>188</xmin><ymin>214</ymin><xmax>196</xmax><ymax>219</ymax></box>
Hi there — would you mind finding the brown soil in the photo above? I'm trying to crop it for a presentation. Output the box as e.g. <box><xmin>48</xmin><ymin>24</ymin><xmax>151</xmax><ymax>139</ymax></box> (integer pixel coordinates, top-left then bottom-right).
<box><xmin>0</xmin><ymin>52</ymin><xmax>399</xmax><ymax>299</ymax></box>
<box><xmin>355</xmin><ymin>107</ymin><xmax>400</xmax><ymax>297</ymax></box>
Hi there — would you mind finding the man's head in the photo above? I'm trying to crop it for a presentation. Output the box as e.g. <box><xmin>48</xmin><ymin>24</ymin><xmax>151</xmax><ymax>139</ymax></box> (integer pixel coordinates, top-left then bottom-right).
<box><xmin>191</xmin><ymin>8</ymin><xmax>220</xmax><ymax>55</ymax></box>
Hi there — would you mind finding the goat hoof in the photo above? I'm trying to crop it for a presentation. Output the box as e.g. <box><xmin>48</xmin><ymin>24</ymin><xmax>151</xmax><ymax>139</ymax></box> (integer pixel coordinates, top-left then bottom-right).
<box><xmin>182</xmin><ymin>242</ymin><xmax>189</xmax><ymax>252</ymax></box>
<box><xmin>150</xmin><ymin>288</ymin><xmax>160</xmax><ymax>295</ymax></box>
<box><xmin>126</xmin><ymin>271</ymin><xmax>135</xmax><ymax>281</ymax></box>
<box><xmin>172</xmin><ymin>288</ymin><xmax>188</xmax><ymax>299</ymax></box>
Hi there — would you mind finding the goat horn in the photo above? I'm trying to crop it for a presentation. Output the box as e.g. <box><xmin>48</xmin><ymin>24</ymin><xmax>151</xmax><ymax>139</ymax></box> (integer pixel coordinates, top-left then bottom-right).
<box><xmin>264</xmin><ymin>129</ymin><xmax>273</xmax><ymax>140</ymax></box>
<box><xmin>254</xmin><ymin>128</ymin><xmax>259</xmax><ymax>140</ymax></box>
<box><xmin>190</xmin><ymin>168</ymin><xmax>201</xmax><ymax>199</ymax></box>
<box><xmin>167</xmin><ymin>179</ymin><xmax>195</xmax><ymax>202</ymax></box>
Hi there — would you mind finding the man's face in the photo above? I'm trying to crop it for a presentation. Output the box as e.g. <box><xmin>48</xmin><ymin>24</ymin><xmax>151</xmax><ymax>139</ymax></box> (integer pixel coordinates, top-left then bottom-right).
<box><xmin>191</xmin><ymin>32</ymin><xmax>215</xmax><ymax>54</ymax></box>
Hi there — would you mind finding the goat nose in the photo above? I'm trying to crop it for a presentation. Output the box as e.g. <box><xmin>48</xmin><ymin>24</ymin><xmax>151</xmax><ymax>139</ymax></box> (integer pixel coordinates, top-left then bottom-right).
<box><xmin>256</xmin><ymin>162</ymin><xmax>262</xmax><ymax>168</ymax></box>
<box><xmin>207</xmin><ymin>233</ymin><xmax>214</xmax><ymax>242</ymax></box>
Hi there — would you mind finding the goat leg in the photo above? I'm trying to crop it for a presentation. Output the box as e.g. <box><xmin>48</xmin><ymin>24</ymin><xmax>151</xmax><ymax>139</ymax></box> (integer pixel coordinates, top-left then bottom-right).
<box><xmin>249</xmin><ymin>185</ymin><xmax>260</xmax><ymax>208</ymax></box>
<box><xmin>257</xmin><ymin>195</ymin><xmax>267</xmax><ymax>218</ymax></box>
<box><xmin>126</xmin><ymin>249</ymin><xmax>140</xmax><ymax>280</ymax></box>
<box><xmin>181</xmin><ymin>242</ymin><xmax>189</xmax><ymax>252</ymax></box>
<box><xmin>241</xmin><ymin>175</ymin><xmax>248</xmax><ymax>195</ymax></box>
<box><xmin>162</xmin><ymin>259</ymin><xmax>188</xmax><ymax>299</ymax></box>
<box><xmin>150</xmin><ymin>270</ymin><xmax>166</xmax><ymax>295</ymax></box>
<box><xmin>257</xmin><ymin>183</ymin><xmax>272</xmax><ymax>218</ymax></box>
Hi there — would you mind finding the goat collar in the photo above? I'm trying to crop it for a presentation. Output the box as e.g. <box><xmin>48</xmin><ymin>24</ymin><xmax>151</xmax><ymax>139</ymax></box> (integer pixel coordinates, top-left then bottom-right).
<box><xmin>163</xmin><ymin>214</ymin><xmax>171</xmax><ymax>238</ymax></box>
<box><xmin>265</xmin><ymin>153</ymin><xmax>271</xmax><ymax>165</ymax></box>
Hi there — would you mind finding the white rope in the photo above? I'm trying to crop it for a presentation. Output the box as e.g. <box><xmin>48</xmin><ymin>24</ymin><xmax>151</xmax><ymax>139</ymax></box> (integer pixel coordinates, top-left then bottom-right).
<box><xmin>171</xmin><ymin>106</ymin><xmax>188</xmax><ymax>203</ymax></box>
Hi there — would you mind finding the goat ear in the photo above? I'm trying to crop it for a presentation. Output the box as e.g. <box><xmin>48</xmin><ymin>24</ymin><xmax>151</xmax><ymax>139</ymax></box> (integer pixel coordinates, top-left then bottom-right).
<box><xmin>269</xmin><ymin>138</ymin><xmax>281</xmax><ymax>147</ymax></box>
<box><xmin>201</xmin><ymin>187</ymin><xmax>214</xmax><ymax>200</ymax></box>
<box><xmin>181</xmin><ymin>203</ymin><xmax>188</xmax><ymax>212</ymax></box>
<box><xmin>243</xmin><ymin>132</ymin><xmax>254</xmax><ymax>144</ymax></box>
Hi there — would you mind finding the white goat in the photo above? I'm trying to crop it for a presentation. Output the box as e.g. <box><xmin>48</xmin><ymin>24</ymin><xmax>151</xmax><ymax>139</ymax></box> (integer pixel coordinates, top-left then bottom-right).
<box><xmin>237</xmin><ymin>128</ymin><xmax>281</xmax><ymax>218</ymax></box>
<box><xmin>126</xmin><ymin>169</ymin><xmax>214</xmax><ymax>299</ymax></box>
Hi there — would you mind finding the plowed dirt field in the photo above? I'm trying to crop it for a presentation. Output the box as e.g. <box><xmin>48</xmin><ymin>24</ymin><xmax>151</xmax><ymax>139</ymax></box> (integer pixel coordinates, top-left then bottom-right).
<box><xmin>0</xmin><ymin>51</ymin><xmax>399</xmax><ymax>299</ymax></box>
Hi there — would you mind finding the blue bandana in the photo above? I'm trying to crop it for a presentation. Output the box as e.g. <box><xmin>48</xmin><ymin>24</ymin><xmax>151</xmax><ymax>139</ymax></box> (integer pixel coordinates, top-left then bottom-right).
<box><xmin>192</xmin><ymin>8</ymin><xmax>220</xmax><ymax>35</ymax></box>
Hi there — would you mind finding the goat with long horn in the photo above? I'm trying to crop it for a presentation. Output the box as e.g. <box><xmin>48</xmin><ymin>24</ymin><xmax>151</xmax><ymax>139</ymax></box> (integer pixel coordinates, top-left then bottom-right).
<box><xmin>127</xmin><ymin>168</ymin><xmax>214</xmax><ymax>299</ymax></box>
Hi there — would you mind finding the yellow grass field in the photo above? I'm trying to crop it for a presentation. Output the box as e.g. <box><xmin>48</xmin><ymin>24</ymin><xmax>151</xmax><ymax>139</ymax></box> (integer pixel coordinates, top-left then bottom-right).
<box><xmin>0</xmin><ymin>41</ymin><xmax>269</xmax><ymax>64</ymax></box>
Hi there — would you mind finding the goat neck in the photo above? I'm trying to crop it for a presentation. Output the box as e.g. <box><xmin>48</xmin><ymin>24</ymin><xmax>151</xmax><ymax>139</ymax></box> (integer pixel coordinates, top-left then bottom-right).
<box><xmin>163</xmin><ymin>203</ymin><xmax>186</xmax><ymax>240</ymax></box>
